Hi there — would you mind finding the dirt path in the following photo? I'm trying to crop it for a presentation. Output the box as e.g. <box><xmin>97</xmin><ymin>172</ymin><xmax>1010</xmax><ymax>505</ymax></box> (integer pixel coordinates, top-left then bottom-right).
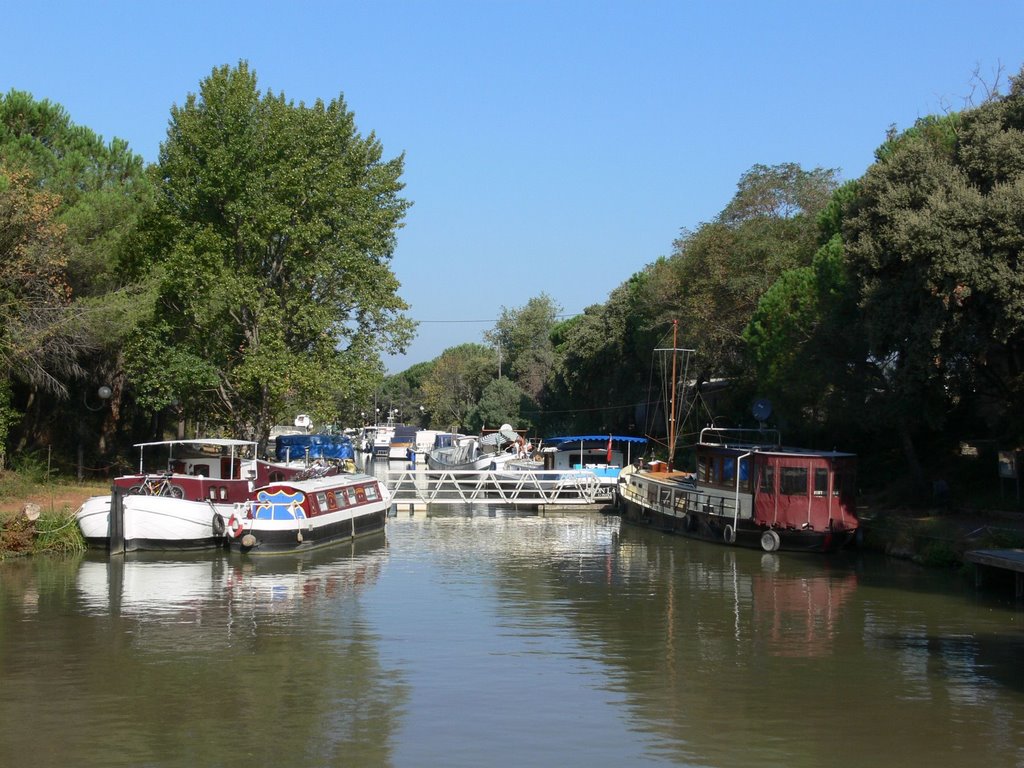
<box><xmin>0</xmin><ymin>482</ymin><xmax>109</xmax><ymax>518</ymax></box>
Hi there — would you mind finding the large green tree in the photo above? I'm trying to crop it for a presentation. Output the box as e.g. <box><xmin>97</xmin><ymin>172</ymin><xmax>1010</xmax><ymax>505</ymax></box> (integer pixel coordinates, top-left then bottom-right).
<box><xmin>0</xmin><ymin>92</ymin><xmax>154</xmax><ymax>467</ymax></box>
<box><xmin>0</xmin><ymin>167</ymin><xmax>78</xmax><ymax>467</ymax></box>
<box><xmin>656</xmin><ymin>163</ymin><xmax>839</xmax><ymax>386</ymax></box>
<box><xmin>549</xmin><ymin>276</ymin><xmax>661</xmax><ymax>437</ymax></box>
<box><xmin>741</xmin><ymin>181</ymin><xmax>867</xmax><ymax>441</ymax></box>
<box><xmin>0</xmin><ymin>90</ymin><xmax>153</xmax><ymax>298</ymax></box>
<box><xmin>132</xmin><ymin>63</ymin><xmax>414</xmax><ymax>447</ymax></box>
<box><xmin>420</xmin><ymin>343</ymin><xmax>494</xmax><ymax>431</ymax></box>
<box><xmin>842</xmin><ymin>72</ymin><xmax>1024</xmax><ymax>480</ymax></box>
<box><xmin>472</xmin><ymin>377</ymin><xmax>527</xmax><ymax>432</ymax></box>
<box><xmin>485</xmin><ymin>293</ymin><xmax>560</xmax><ymax>401</ymax></box>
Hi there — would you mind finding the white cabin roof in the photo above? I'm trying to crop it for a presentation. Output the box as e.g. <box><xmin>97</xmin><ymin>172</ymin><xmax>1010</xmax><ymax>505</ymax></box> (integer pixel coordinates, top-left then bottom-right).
<box><xmin>133</xmin><ymin>439</ymin><xmax>257</xmax><ymax>449</ymax></box>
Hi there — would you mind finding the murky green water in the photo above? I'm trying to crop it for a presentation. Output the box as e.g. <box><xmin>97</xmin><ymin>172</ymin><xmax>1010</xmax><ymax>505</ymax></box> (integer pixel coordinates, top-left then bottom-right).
<box><xmin>2</xmin><ymin>507</ymin><xmax>1024</xmax><ymax>767</ymax></box>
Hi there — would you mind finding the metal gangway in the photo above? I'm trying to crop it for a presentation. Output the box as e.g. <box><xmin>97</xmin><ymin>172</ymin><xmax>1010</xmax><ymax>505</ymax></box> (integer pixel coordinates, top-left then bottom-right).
<box><xmin>383</xmin><ymin>467</ymin><xmax>607</xmax><ymax>509</ymax></box>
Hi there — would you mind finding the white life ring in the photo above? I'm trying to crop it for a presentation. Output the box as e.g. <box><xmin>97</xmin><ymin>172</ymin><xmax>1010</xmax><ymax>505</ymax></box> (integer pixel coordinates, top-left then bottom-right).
<box><xmin>227</xmin><ymin>514</ymin><xmax>244</xmax><ymax>539</ymax></box>
<box><xmin>760</xmin><ymin>529</ymin><xmax>781</xmax><ymax>552</ymax></box>
<box><xmin>723</xmin><ymin>524</ymin><xmax>736</xmax><ymax>544</ymax></box>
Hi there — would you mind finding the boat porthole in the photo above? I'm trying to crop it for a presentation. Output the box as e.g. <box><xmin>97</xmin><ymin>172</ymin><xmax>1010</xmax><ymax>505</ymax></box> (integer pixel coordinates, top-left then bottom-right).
<box><xmin>723</xmin><ymin>524</ymin><xmax>736</xmax><ymax>544</ymax></box>
<box><xmin>760</xmin><ymin>529</ymin><xmax>781</xmax><ymax>553</ymax></box>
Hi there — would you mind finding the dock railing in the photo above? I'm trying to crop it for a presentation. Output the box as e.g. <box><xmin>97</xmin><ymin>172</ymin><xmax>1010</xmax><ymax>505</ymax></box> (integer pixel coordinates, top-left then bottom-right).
<box><xmin>383</xmin><ymin>468</ymin><xmax>604</xmax><ymax>507</ymax></box>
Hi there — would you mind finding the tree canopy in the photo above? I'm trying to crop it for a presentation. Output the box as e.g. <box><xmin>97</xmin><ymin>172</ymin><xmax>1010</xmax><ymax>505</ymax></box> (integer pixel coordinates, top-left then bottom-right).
<box><xmin>0</xmin><ymin>91</ymin><xmax>155</xmax><ymax>469</ymax></box>
<box><xmin>130</xmin><ymin>62</ymin><xmax>414</xmax><ymax>447</ymax></box>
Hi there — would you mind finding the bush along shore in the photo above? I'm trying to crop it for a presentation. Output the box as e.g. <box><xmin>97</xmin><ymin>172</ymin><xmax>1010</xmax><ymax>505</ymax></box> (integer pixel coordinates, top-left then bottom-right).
<box><xmin>859</xmin><ymin>506</ymin><xmax>1024</xmax><ymax>569</ymax></box>
<box><xmin>0</xmin><ymin>474</ymin><xmax>106</xmax><ymax>559</ymax></box>
<box><xmin>0</xmin><ymin>504</ymin><xmax>85</xmax><ymax>559</ymax></box>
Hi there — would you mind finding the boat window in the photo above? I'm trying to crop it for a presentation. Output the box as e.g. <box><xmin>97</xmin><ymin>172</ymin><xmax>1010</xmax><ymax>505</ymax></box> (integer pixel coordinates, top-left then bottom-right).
<box><xmin>779</xmin><ymin>466</ymin><xmax>808</xmax><ymax>496</ymax></box>
<box><xmin>722</xmin><ymin>458</ymin><xmax>734</xmax><ymax>482</ymax></box>
<box><xmin>365</xmin><ymin>484</ymin><xmax>380</xmax><ymax>501</ymax></box>
<box><xmin>759</xmin><ymin>464</ymin><xmax>775</xmax><ymax>494</ymax></box>
<box><xmin>814</xmin><ymin>468</ymin><xmax>829</xmax><ymax>497</ymax></box>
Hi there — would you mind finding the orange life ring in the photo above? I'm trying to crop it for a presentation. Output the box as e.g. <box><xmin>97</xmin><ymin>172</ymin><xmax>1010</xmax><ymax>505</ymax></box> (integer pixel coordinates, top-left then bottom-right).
<box><xmin>227</xmin><ymin>514</ymin><xmax>244</xmax><ymax>539</ymax></box>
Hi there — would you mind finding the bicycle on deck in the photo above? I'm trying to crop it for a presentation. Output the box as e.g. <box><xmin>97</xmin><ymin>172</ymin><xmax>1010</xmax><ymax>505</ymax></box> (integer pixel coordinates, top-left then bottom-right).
<box><xmin>128</xmin><ymin>473</ymin><xmax>185</xmax><ymax>498</ymax></box>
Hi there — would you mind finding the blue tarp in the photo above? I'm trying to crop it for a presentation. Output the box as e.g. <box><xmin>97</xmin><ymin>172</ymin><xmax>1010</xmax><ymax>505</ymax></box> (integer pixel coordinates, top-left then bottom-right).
<box><xmin>276</xmin><ymin>434</ymin><xmax>354</xmax><ymax>461</ymax></box>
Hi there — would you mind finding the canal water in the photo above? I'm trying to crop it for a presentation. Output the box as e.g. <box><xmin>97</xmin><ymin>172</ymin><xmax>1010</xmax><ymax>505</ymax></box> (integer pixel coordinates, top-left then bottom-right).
<box><xmin>2</xmin><ymin>506</ymin><xmax>1024</xmax><ymax>767</ymax></box>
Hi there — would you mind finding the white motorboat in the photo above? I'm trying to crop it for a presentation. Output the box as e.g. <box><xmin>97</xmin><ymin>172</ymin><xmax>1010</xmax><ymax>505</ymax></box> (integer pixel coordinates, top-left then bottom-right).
<box><xmin>425</xmin><ymin>427</ymin><xmax>521</xmax><ymax>471</ymax></box>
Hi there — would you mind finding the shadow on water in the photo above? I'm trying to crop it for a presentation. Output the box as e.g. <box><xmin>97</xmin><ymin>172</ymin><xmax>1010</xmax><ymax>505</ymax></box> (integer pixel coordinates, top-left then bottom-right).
<box><xmin>873</xmin><ymin>629</ymin><xmax>1024</xmax><ymax>695</ymax></box>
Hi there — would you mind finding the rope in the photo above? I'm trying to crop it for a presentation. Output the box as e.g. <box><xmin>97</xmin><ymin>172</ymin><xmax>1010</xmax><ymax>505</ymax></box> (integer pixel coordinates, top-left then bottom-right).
<box><xmin>33</xmin><ymin>516</ymin><xmax>79</xmax><ymax>535</ymax></box>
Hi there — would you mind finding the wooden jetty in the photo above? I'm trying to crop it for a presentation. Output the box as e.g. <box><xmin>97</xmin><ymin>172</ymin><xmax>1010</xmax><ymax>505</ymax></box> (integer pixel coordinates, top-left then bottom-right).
<box><xmin>964</xmin><ymin>548</ymin><xmax>1024</xmax><ymax>598</ymax></box>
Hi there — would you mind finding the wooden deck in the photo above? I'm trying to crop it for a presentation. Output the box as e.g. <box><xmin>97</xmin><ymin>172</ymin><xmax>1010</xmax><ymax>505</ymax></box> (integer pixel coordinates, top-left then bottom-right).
<box><xmin>965</xmin><ymin>548</ymin><xmax>1024</xmax><ymax>597</ymax></box>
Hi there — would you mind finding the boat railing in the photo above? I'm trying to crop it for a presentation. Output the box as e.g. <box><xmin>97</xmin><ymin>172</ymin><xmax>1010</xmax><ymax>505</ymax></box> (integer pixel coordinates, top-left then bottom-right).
<box><xmin>699</xmin><ymin>427</ymin><xmax>781</xmax><ymax>451</ymax></box>
<box><xmin>621</xmin><ymin>470</ymin><xmax>752</xmax><ymax>521</ymax></box>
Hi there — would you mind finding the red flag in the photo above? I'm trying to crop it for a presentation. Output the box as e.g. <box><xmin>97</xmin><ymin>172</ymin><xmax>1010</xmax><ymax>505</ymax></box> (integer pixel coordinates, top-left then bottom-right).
<box><xmin>606</xmin><ymin>435</ymin><xmax>613</xmax><ymax>464</ymax></box>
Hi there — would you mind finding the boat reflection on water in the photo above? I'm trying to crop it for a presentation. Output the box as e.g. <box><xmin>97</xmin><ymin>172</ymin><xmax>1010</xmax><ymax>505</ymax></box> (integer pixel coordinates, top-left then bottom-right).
<box><xmin>750</xmin><ymin>553</ymin><xmax>858</xmax><ymax>658</ymax></box>
<box><xmin>76</xmin><ymin>532</ymin><xmax>387</xmax><ymax>623</ymax></box>
<box><xmin>610</xmin><ymin>523</ymin><xmax>861</xmax><ymax>663</ymax></box>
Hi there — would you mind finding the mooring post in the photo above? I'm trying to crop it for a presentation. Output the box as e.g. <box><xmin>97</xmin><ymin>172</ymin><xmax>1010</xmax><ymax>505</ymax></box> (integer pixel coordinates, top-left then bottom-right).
<box><xmin>109</xmin><ymin>485</ymin><xmax>125</xmax><ymax>555</ymax></box>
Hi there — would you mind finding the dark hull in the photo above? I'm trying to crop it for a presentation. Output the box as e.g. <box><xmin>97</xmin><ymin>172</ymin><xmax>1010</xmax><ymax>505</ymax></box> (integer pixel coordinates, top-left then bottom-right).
<box><xmin>224</xmin><ymin>509</ymin><xmax>386</xmax><ymax>555</ymax></box>
<box><xmin>84</xmin><ymin>536</ymin><xmax>222</xmax><ymax>552</ymax></box>
<box><xmin>618</xmin><ymin>495</ymin><xmax>856</xmax><ymax>554</ymax></box>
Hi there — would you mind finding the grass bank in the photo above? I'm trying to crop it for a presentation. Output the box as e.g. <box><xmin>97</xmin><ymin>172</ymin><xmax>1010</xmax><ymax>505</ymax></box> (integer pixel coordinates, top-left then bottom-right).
<box><xmin>0</xmin><ymin>471</ymin><xmax>108</xmax><ymax>559</ymax></box>
<box><xmin>860</xmin><ymin>506</ymin><xmax>1024</xmax><ymax>569</ymax></box>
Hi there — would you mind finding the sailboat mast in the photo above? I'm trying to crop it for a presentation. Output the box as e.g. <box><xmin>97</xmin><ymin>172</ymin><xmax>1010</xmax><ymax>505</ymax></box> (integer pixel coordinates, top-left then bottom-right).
<box><xmin>668</xmin><ymin>319</ymin><xmax>678</xmax><ymax>470</ymax></box>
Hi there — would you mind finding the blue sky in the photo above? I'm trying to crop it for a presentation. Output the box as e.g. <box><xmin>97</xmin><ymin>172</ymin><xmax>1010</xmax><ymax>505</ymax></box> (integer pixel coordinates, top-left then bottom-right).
<box><xmin>4</xmin><ymin>2</ymin><xmax>1023</xmax><ymax>372</ymax></box>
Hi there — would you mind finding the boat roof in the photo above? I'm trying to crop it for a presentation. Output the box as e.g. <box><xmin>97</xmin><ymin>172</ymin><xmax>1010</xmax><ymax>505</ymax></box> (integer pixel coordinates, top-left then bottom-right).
<box><xmin>543</xmin><ymin>435</ymin><xmax>648</xmax><ymax>446</ymax></box>
<box><xmin>269</xmin><ymin>472</ymin><xmax>376</xmax><ymax>491</ymax></box>
<box><xmin>133</xmin><ymin>439</ymin><xmax>257</xmax><ymax>449</ymax></box>
<box><xmin>697</xmin><ymin>427</ymin><xmax>854</xmax><ymax>458</ymax></box>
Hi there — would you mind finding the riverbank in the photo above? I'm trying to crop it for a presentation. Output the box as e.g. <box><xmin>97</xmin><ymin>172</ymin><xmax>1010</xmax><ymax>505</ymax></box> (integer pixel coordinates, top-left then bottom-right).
<box><xmin>0</xmin><ymin>474</ymin><xmax>107</xmax><ymax>558</ymax></box>
<box><xmin>860</xmin><ymin>502</ymin><xmax>1024</xmax><ymax>568</ymax></box>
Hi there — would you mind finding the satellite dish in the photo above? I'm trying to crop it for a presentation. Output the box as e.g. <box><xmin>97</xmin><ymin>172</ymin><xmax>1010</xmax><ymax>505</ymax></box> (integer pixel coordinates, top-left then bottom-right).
<box><xmin>751</xmin><ymin>398</ymin><xmax>772</xmax><ymax>423</ymax></box>
<box><xmin>294</xmin><ymin>414</ymin><xmax>312</xmax><ymax>428</ymax></box>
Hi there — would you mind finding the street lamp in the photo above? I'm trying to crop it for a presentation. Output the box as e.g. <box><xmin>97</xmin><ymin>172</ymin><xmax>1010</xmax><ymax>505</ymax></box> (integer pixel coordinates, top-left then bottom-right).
<box><xmin>84</xmin><ymin>384</ymin><xmax>113</xmax><ymax>411</ymax></box>
<box><xmin>79</xmin><ymin>384</ymin><xmax>113</xmax><ymax>480</ymax></box>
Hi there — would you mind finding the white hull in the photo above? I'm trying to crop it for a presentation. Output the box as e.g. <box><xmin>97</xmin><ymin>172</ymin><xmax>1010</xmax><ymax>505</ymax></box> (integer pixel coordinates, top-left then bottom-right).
<box><xmin>76</xmin><ymin>494</ymin><xmax>231</xmax><ymax>551</ymax></box>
